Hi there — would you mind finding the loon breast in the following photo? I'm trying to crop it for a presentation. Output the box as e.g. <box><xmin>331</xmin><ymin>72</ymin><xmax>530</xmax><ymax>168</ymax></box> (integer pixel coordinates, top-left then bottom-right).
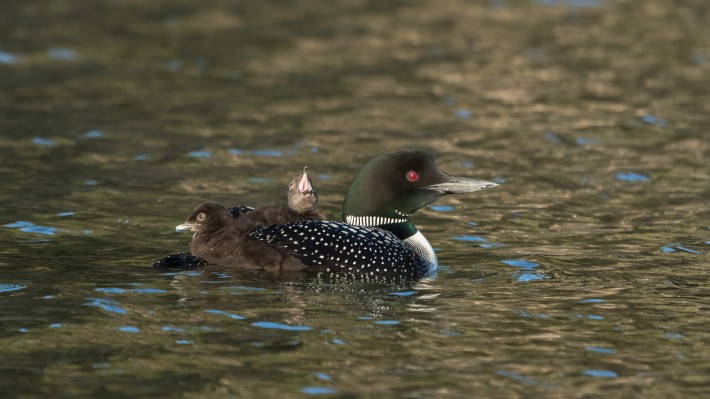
<box><xmin>249</xmin><ymin>220</ymin><xmax>430</xmax><ymax>279</ymax></box>
<box><xmin>403</xmin><ymin>230</ymin><xmax>437</xmax><ymax>272</ymax></box>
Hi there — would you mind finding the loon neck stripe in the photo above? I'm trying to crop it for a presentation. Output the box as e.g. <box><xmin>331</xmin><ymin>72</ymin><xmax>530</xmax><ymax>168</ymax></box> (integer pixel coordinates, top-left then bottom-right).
<box><xmin>345</xmin><ymin>215</ymin><xmax>407</xmax><ymax>227</ymax></box>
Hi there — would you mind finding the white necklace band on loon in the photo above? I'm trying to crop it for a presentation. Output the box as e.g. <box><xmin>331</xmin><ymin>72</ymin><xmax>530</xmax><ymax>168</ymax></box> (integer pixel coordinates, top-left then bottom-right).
<box><xmin>345</xmin><ymin>215</ymin><xmax>407</xmax><ymax>227</ymax></box>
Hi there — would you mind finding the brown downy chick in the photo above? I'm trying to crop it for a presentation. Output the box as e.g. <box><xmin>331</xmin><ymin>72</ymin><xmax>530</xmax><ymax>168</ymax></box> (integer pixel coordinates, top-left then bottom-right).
<box><xmin>161</xmin><ymin>167</ymin><xmax>325</xmax><ymax>270</ymax></box>
<box><xmin>174</xmin><ymin>201</ymin><xmax>305</xmax><ymax>271</ymax></box>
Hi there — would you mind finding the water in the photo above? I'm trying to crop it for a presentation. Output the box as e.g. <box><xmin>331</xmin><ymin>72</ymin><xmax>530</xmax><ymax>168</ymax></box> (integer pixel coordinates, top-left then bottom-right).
<box><xmin>1</xmin><ymin>0</ymin><xmax>709</xmax><ymax>397</ymax></box>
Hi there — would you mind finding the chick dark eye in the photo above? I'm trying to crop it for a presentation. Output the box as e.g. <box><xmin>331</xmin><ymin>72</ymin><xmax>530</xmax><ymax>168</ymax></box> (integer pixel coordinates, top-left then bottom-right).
<box><xmin>406</xmin><ymin>170</ymin><xmax>419</xmax><ymax>182</ymax></box>
<box><xmin>197</xmin><ymin>213</ymin><xmax>206</xmax><ymax>221</ymax></box>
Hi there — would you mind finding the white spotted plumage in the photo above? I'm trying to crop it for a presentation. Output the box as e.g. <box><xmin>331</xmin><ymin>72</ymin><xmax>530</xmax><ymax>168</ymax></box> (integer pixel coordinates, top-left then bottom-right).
<box><xmin>250</xmin><ymin>220</ymin><xmax>428</xmax><ymax>279</ymax></box>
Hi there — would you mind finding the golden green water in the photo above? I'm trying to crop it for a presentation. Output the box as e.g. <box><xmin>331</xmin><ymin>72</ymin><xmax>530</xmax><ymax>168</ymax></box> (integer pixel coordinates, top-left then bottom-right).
<box><xmin>1</xmin><ymin>0</ymin><xmax>709</xmax><ymax>397</ymax></box>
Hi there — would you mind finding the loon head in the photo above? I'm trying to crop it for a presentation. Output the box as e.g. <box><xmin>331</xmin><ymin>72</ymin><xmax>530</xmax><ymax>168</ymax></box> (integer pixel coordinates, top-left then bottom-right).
<box><xmin>343</xmin><ymin>149</ymin><xmax>498</xmax><ymax>229</ymax></box>
<box><xmin>176</xmin><ymin>201</ymin><xmax>232</xmax><ymax>234</ymax></box>
<box><xmin>288</xmin><ymin>166</ymin><xmax>318</xmax><ymax>214</ymax></box>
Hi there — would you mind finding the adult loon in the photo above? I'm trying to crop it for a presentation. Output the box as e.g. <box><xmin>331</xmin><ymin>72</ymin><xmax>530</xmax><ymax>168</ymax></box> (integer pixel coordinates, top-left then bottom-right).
<box><xmin>152</xmin><ymin>167</ymin><xmax>324</xmax><ymax>269</ymax></box>
<box><xmin>251</xmin><ymin>149</ymin><xmax>498</xmax><ymax>278</ymax></box>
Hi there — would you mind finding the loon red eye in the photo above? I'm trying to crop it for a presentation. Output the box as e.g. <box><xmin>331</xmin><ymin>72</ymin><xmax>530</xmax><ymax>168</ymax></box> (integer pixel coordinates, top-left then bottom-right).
<box><xmin>406</xmin><ymin>170</ymin><xmax>419</xmax><ymax>182</ymax></box>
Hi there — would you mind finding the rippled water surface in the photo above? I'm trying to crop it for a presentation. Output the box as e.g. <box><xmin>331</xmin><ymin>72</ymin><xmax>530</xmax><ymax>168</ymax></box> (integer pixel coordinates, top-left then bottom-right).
<box><xmin>1</xmin><ymin>0</ymin><xmax>709</xmax><ymax>397</ymax></box>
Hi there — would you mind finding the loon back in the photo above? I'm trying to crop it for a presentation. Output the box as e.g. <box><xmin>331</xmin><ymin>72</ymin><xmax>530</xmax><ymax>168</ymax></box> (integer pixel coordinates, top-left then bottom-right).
<box><xmin>250</xmin><ymin>220</ymin><xmax>428</xmax><ymax>279</ymax></box>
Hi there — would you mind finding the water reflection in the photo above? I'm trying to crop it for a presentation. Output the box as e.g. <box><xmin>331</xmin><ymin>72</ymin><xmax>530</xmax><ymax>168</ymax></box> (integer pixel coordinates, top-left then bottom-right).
<box><xmin>1</xmin><ymin>0</ymin><xmax>709</xmax><ymax>396</ymax></box>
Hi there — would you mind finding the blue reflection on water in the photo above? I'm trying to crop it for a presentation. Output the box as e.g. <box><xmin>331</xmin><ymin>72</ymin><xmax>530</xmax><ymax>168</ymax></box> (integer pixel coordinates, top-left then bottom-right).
<box><xmin>253</xmin><ymin>149</ymin><xmax>283</xmax><ymax>157</ymax></box>
<box><xmin>188</xmin><ymin>150</ymin><xmax>212</xmax><ymax>158</ymax></box>
<box><xmin>518</xmin><ymin>273</ymin><xmax>546</xmax><ymax>282</ymax></box>
<box><xmin>455</xmin><ymin>109</ymin><xmax>472</xmax><ymax>119</ymax></box>
<box><xmin>95</xmin><ymin>287</ymin><xmax>128</xmax><ymax>294</ymax></box>
<box><xmin>496</xmin><ymin>370</ymin><xmax>536</xmax><ymax>385</ymax></box>
<box><xmin>251</xmin><ymin>321</ymin><xmax>311</xmax><ymax>331</ymax></box>
<box><xmin>222</xmin><ymin>285</ymin><xmax>266</xmax><ymax>293</ymax></box>
<box><xmin>479</xmin><ymin>243</ymin><xmax>506</xmax><ymax>249</ymax></box>
<box><xmin>249</xmin><ymin>177</ymin><xmax>272</xmax><ymax>183</ymax></box>
<box><xmin>501</xmin><ymin>260</ymin><xmax>548</xmax><ymax>282</ymax></box>
<box><xmin>665</xmin><ymin>332</ymin><xmax>685</xmax><ymax>339</ymax></box>
<box><xmin>373</xmin><ymin>320</ymin><xmax>400</xmax><ymax>325</ymax></box>
<box><xmin>314</xmin><ymin>372</ymin><xmax>332</xmax><ymax>381</ymax></box>
<box><xmin>582</xmin><ymin>369</ymin><xmax>617</xmax><ymax>378</ymax></box>
<box><xmin>205</xmin><ymin>309</ymin><xmax>246</xmax><ymax>320</ymax></box>
<box><xmin>301</xmin><ymin>387</ymin><xmax>336</xmax><ymax>395</ymax></box>
<box><xmin>452</xmin><ymin>235</ymin><xmax>487</xmax><ymax>243</ymax></box>
<box><xmin>430</xmin><ymin>205</ymin><xmax>454</xmax><ymax>212</ymax></box>
<box><xmin>0</xmin><ymin>51</ymin><xmax>17</xmax><ymax>64</ymax></box>
<box><xmin>615</xmin><ymin>172</ymin><xmax>649</xmax><ymax>182</ymax></box>
<box><xmin>517</xmin><ymin>310</ymin><xmax>551</xmax><ymax>319</ymax></box>
<box><xmin>5</xmin><ymin>221</ymin><xmax>57</xmax><ymax>236</ymax></box>
<box><xmin>118</xmin><ymin>326</ymin><xmax>140</xmax><ymax>333</ymax></box>
<box><xmin>585</xmin><ymin>346</ymin><xmax>615</xmax><ymax>354</ymax></box>
<box><xmin>389</xmin><ymin>291</ymin><xmax>416</xmax><ymax>297</ymax></box>
<box><xmin>671</xmin><ymin>245</ymin><xmax>702</xmax><ymax>255</ymax></box>
<box><xmin>229</xmin><ymin>148</ymin><xmax>291</xmax><ymax>157</ymax></box>
<box><xmin>501</xmin><ymin>259</ymin><xmax>539</xmax><ymax>268</ymax></box>
<box><xmin>32</xmin><ymin>137</ymin><xmax>56</xmax><ymax>147</ymax></box>
<box><xmin>83</xmin><ymin>298</ymin><xmax>127</xmax><ymax>314</ymax></box>
<box><xmin>83</xmin><ymin>129</ymin><xmax>104</xmax><ymax>138</ymax></box>
<box><xmin>0</xmin><ymin>283</ymin><xmax>27</xmax><ymax>293</ymax></box>
<box><xmin>640</xmin><ymin>114</ymin><xmax>668</xmax><ymax>127</ymax></box>
<box><xmin>132</xmin><ymin>288</ymin><xmax>168</xmax><ymax>294</ymax></box>
<box><xmin>661</xmin><ymin>244</ymin><xmax>702</xmax><ymax>254</ymax></box>
<box><xmin>579</xmin><ymin>298</ymin><xmax>606</xmax><ymax>303</ymax></box>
